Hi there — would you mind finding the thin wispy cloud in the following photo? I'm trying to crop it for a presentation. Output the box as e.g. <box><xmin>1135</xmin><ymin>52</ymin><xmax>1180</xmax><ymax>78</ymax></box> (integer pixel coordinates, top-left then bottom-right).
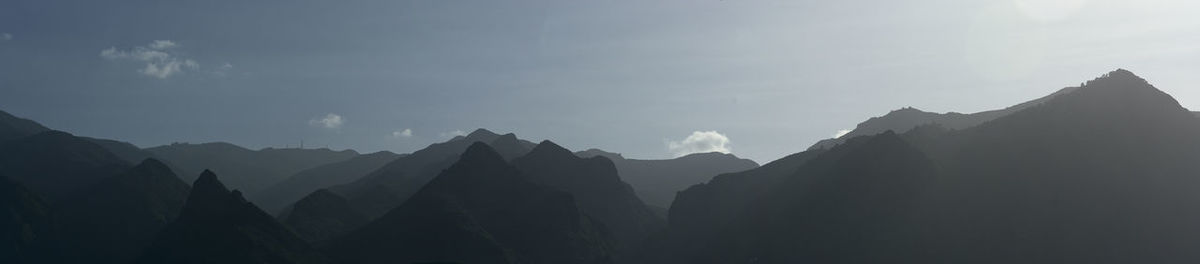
<box><xmin>440</xmin><ymin>130</ymin><xmax>467</xmax><ymax>138</ymax></box>
<box><xmin>99</xmin><ymin>40</ymin><xmax>200</xmax><ymax>79</ymax></box>
<box><xmin>392</xmin><ymin>128</ymin><xmax>413</xmax><ymax>138</ymax></box>
<box><xmin>1</xmin><ymin>33</ymin><xmax>11</xmax><ymax>41</ymax></box>
<box><xmin>667</xmin><ymin>131</ymin><xmax>732</xmax><ymax>157</ymax></box>
<box><xmin>309</xmin><ymin>113</ymin><xmax>344</xmax><ymax>129</ymax></box>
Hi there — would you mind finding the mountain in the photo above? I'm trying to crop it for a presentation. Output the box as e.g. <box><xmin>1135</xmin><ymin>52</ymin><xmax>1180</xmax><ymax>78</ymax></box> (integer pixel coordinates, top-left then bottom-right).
<box><xmin>255</xmin><ymin>151</ymin><xmax>401</xmax><ymax>214</ymax></box>
<box><xmin>576</xmin><ymin>150</ymin><xmax>759</xmax><ymax>208</ymax></box>
<box><xmin>146</xmin><ymin>142</ymin><xmax>358</xmax><ymax>196</ymax></box>
<box><xmin>0</xmin><ymin>110</ymin><xmax>50</xmax><ymax>143</ymax></box>
<box><xmin>137</xmin><ymin>170</ymin><xmax>326</xmax><ymax>264</ymax></box>
<box><xmin>0</xmin><ymin>175</ymin><xmax>54</xmax><ymax>263</ymax></box>
<box><xmin>328</xmin><ymin>129</ymin><xmax>535</xmax><ymax>219</ymax></box>
<box><xmin>327</xmin><ymin>143</ymin><xmax>614</xmax><ymax>264</ymax></box>
<box><xmin>0</xmin><ymin>131</ymin><xmax>130</xmax><ymax>201</ymax></box>
<box><xmin>52</xmin><ymin>159</ymin><xmax>190</xmax><ymax>264</ymax></box>
<box><xmin>659</xmin><ymin>69</ymin><xmax>1200</xmax><ymax>263</ymax></box>
<box><xmin>514</xmin><ymin>141</ymin><xmax>663</xmax><ymax>257</ymax></box>
<box><xmin>279</xmin><ymin>189</ymin><xmax>368</xmax><ymax>243</ymax></box>
<box><xmin>808</xmin><ymin>86</ymin><xmax>1079</xmax><ymax>150</ymax></box>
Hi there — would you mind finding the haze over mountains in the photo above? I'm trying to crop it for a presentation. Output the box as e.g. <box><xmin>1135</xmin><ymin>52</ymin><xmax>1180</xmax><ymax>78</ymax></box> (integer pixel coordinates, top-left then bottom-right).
<box><xmin>8</xmin><ymin>69</ymin><xmax>1200</xmax><ymax>263</ymax></box>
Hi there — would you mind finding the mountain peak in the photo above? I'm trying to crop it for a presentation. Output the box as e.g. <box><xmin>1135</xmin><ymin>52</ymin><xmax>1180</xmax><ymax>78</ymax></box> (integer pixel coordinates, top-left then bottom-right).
<box><xmin>527</xmin><ymin>140</ymin><xmax>574</xmax><ymax>158</ymax></box>
<box><xmin>466</xmin><ymin>128</ymin><xmax>499</xmax><ymax>139</ymax></box>
<box><xmin>459</xmin><ymin>142</ymin><xmax>505</xmax><ymax>165</ymax></box>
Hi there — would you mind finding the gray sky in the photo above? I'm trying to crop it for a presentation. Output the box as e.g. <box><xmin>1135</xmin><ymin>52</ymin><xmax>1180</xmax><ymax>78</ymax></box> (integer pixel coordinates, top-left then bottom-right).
<box><xmin>1</xmin><ymin>0</ymin><xmax>1198</xmax><ymax>163</ymax></box>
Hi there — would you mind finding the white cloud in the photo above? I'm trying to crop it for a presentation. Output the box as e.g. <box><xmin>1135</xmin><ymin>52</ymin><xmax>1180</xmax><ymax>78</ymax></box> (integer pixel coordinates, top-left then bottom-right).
<box><xmin>309</xmin><ymin>113</ymin><xmax>344</xmax><ymax>129</ymax></box>
<box><xmin>99</xmin><ymin>40</ymin><xmax>201</xmax><ymax>79</ymax></box>
<box><xmin>440</xmin><ymin>130</ymin><xmax>467</xmax><ymax>138</ymax></box>
<box><xmin>833</xmin><ymin>129</ymin><xmax>852</xmax><ymax>138</ymax></box>
<box><xmin>1</xmin><ymin>33</ymin><xmax>11</xmax><ymax>41</ymax></box>
<box><xmin>147</xmin><ymin>40</ymin><xmax>177</xmax><ymax>50</ymax></box>
<box><xmin>667</xmin><ymin>131</ymin><xmax>732</xmax><ymax>157</ymax></box>
<box><xmin>392</xmin><ymin>128</ymin><xmax>413</xmax><ymax>138</ymax></box>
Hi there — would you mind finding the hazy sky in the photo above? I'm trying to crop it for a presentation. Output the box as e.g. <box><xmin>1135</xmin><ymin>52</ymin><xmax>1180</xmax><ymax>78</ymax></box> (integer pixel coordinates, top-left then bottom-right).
<box><xmin>1</xmin><ymin>0</ymin><xmax>1198</xmax><ymax>163</ymax></box>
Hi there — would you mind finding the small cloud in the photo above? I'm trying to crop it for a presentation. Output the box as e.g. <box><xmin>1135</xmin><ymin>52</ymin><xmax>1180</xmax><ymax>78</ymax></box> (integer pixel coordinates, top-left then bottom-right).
<box><xmin>1</xmin><ymin>33</ymin><xmax>11</xmax><ymax>41</ymax></box>
<box><xmin>147</xmin><ymin>40</ymin><xmax>177</xmax><ymax>50</ymax></box>
<box><xmin>440</xmin><ymin>130</ymin><xmax>467</xmax><ymax>138</ymax></box>
<box><xmin>667</xmin><ymin>131</ymin><xmax>732</xmax><ymax>157</ymax></box>
<box><xmin>392</xmin><ymin>129</ymin><xmax>413</xmax><ymax>138</ymax></box>
<box><xmin>309</xmin><ymin>113</ymin><xmax>344</xmax><ymax>129</ymax></box>
<box><xmin>833</xmin><ymin>129</ymin><xmax>852</xmax><ymax>138</ymax></box>
<box><xmin>99</xmin><ymin>40</ymin><xmax>202</xmax><ymax>79</ymax></box>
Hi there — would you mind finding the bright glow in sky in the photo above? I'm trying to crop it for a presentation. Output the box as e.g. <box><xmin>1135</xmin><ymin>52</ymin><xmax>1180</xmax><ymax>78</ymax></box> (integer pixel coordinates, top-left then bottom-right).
<box><xmin>1</xmin><ymin>0</ymin><xmax>1198</xmax><ymax>163</ymax></box>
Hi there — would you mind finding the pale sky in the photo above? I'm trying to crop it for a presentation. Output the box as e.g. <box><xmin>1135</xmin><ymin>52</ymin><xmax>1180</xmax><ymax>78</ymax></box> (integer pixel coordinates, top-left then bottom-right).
<box><xmin>1</xmin><ymin>0</ymin><xmax>1198</xmax><ymax>163</ymax></box>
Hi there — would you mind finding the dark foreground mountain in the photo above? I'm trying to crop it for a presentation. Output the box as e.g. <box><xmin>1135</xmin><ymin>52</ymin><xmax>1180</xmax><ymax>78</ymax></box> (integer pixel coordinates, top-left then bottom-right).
<box><xmin>256</xmin><ymin>151</ymin><xmax>401</xmax><ymax>214</ymax></box>
<box><xmin>514</xmin><ymin>141</ymin><xmax>663</xmax><ymax>257</ymax></box>
<box><xmin>0</xmin><ymin>175</ymin><xmax>53</xmax><ymax>263</ymax></box>
<box><xmin>327</xmin><ymin>143</ymin><xmax>613</xmax><ymax>264</ymax></box>
<box><xmin>0</xmin><ymin>131</ymin><xmax>130</xmax><ymax>201</ymax></box>
<box><xmin>146</xmin><ymin>143</ymin><xmax>358</xmax><ymax>197</ymax></box>
<box><xmin>52</xmin><ymin>159</ymin><xmax>190</xmax><ymax>264</ymax></box>
<box><xmin>137</xmin><ymin>170</ymin><xmax>325</xmax><ymax>264</ymax></box>
<box><xmin>577</xmin><ymin>149</ymin><xmax>758</xmax><ymax>208</ymax></box>
<box><xmin>0</xmin><ymin>110</ymin><xmax>50</xmax><ymax>143</ymax></box>
<box><xmin>658</xmin><ymin>69</ymin><xmax>1200</xmax><ymax>263</ymax></box>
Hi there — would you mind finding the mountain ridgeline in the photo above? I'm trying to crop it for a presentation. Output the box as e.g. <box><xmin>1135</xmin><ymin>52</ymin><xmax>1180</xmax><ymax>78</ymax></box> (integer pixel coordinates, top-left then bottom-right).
<box><xmin>7</xmin><ymin>69</ymin><xmax>1200</xmax><ymax>263</ymax></box>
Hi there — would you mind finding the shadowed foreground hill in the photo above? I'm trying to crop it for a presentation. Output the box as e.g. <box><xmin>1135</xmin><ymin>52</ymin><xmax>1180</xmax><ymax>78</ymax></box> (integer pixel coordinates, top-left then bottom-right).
<box><xmin>52</xmin><ymin>159</ymin><xmax>190</xmax><ymax>264</ymax></box>
<box><xmin>327</xmin><ymin>143</ymin><xmax>613</xmax><ymax>264</ymax></box>
<box><xmin>0</xmin><ymin>131</ymin><xmax>130</xmax><ymax>201</ymax></box>
<box><xmin>137</xmin><ymin>170</ymin><xmax>325</xmax><ymax>264</ymax></box>
<box><xmin>0</xmin><ymin>175</ymin><xmax>53</xmax><ymax>263</ymax></box>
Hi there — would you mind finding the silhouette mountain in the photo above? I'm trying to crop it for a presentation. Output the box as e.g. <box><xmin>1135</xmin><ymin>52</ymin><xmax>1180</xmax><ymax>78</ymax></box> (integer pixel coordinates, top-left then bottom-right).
<box><xmin>0</xmin><ymin>110</ymin><xmax>50</xmax><ymax>143</ymax></box>
<box><xmin>255</xmin><ymin>151</ymin><xmax>401</xmax><ymax>214</ymax></box>
<box><xmin>0</xmin><ymin>175</ymin><xmax>53</xmax><ymax>263</ymax></box>
<box><xmin>658</xmin><ymin>69</ymin><xmax>1200</xmax><ymax>263</ymax></box>
<box><xmin>52</xmin><ymin>159</ymin><xmax>190</xmax><ymax>264</ymax></box>
<box><xmin>808</xmin><ymin>86</ymin><xmax>1079</xmax><ymax>150</ymax></box>
<box><xmin>279</xmin><ymin>189</ymin><xmax>368</xmax><ymax>243</ymax></box>
<box><xmin>0</xmin><ymin>131</ymin><xmax>130</xmax><ymax>201</ymax></box>
<box><xmin>137</xmin><ymin>170</ymin><xmax>326</xmax><ymax>264</ymax></box>
<box><xmin>514</xmin><ymin>141</ymin><xmax>664</xmax><ymax>258</ymax></box>
<box><xmin>146</xmin><ymin>142</ymin><xmax>357</xmax><ymax>197</ymax></box>
<box><xmin>328</xmin><ymin>129</ymin><xmax>535</xmax><ymax>219</ymax></box>
<box><xmin>328</xmin><ymin>143</ymin><xmax>613</xmax><ymax>264</ymax></box>
<box><xmin>576</xmin><ymin>150</ymin><xmax>759</xmax><ymax>208</ymax></box>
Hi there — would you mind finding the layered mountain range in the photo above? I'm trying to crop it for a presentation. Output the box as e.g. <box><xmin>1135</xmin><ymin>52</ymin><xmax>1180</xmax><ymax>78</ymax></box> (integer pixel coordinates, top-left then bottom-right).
<box><xmin>3</xmin><ymin>69</ymin><xmax>1200</xmax><ymax>263</ymax></box>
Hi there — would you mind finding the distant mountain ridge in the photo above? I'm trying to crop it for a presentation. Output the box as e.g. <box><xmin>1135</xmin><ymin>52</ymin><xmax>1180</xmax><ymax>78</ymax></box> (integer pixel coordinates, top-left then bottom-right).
<box><xmin>575</xmin><ymin>150</ymin><xmax>759</xmax><ymax>208</ymax></box>
<box><xmin>808</xmin><ymin>86</ymin><xmax>1079</xmax><ymax>150</ymax></box>
<box><xmin>146</xmin><ymin>142</ymin><xmax>358</xmax><ymax>197</ymax></box>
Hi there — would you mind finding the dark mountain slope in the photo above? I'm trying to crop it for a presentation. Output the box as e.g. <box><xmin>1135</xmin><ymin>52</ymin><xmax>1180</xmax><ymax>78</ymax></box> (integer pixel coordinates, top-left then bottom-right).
<box><xmin>0</xmin><ymin>131</ymin><xmax>130</xmax><ymax>201</ymax></box>
<box><xmin>692</xmin><ymin>132</ymin><xmax>937</xmax><ymax>263</ymax></box>
<box><xmin>279</xmin><ymin>189</ymin><xmax>368</xmax><ymax>243</ymax></box>
<box><xmin>0</xmin><ymin>175</ymin><xmax>53</xmax><ymax>263</ymax></box>
<box><xmin>328</xmin><ymin>143</ymin><xmax>613</xmax><ymax>264</ymax></box>
<box><xmin>52</xmin><ymin>159</ymin><xmax>190</xmax><ymax>264</ymax></box>
<box><xmin>137</xmin><ymin>171</ymin><xmax>325</xmax><ymax>264</ymax></box>
<box><xmin>0</xmin><ymin>110</ymin><xmax>50</xmax><ymax>143</ymax></box>
<box><xmin>146</xmin><ymin>143</ymin><xmax>357</xmax><ymax>196</ymax></box>
<box><xmin>575</xmin><ymin>150</ymin><xmax>759</xmax><ymax>208</ymax></box>
<box><xmin>514</xmin><ymin>141</ymin><xmax>664</xmax><ymax>257</ymax></box>
<box><xmin>906</xmin><ymin>69</ymin><xmax>1200</xmax><ymax>263</ymax></box>
<box><xmin>256</xmin><ymin>151</ymin><xmax>401</xmax><ymax>214</ymax></box>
